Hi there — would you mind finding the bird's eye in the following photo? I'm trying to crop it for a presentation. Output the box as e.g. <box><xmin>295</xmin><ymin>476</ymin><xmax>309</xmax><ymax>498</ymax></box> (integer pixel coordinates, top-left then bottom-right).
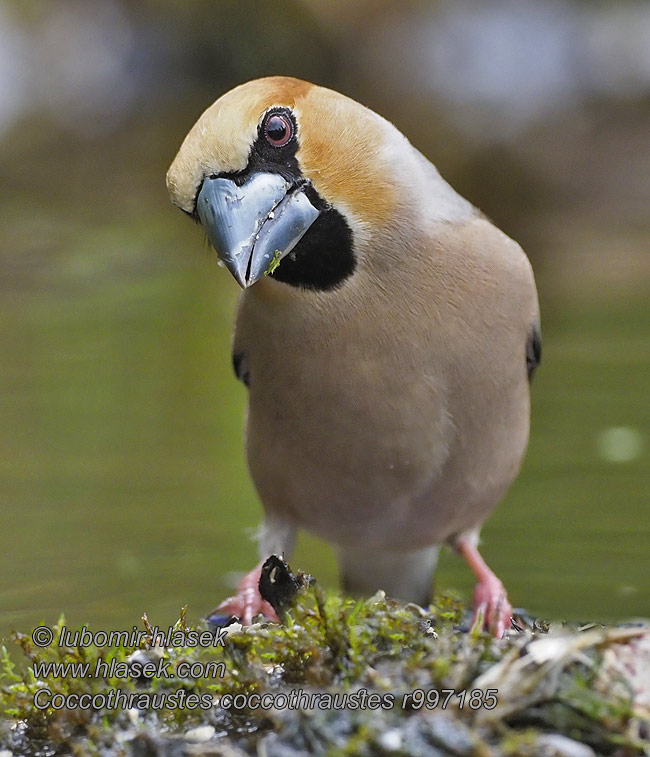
<box><xmin>265</xmin><ymin>113</ymin><xmax>293</xmax><ymax>147</ymax></box>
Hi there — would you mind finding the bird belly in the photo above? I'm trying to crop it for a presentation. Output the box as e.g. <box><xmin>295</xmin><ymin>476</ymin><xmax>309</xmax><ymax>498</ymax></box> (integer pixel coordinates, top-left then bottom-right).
<box><xmin>243</xmin><ymin>324</ymin><xmax>528</xmax><ymax>551</ymax></box>
<box><xmin>246</xmin><ymin>367</ymin><xmax>449</xmax><ymax>548</ymax></box>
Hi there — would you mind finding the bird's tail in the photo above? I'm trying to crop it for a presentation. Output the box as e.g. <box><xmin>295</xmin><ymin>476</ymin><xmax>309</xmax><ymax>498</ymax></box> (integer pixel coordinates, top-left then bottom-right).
<box><xmin>337</xmin><ymin>544</ymin><xmax>440</xmax><ymax>607</ymax></box>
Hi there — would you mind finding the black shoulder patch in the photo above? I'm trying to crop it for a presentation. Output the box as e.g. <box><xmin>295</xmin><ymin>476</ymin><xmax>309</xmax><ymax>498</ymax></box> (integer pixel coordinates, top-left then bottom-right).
<box><xmin>232</xmin><ymin>351</ymin><xmax>250</xmax><ymax>387</ymax></box>
<box><xmin>526</xmin><ymin>324</ymin><xmax>542</xmax><ymax>381</ymax></box>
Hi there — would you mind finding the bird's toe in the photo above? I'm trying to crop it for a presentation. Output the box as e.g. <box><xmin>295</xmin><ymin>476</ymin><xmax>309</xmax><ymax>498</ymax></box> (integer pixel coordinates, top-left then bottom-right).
<box><xmin>207</xmin><ymin>564</ymin><xmax>280</xmax><ymax>626</ymax></box>
<box><xmin>471</xmin><ymin>576</ymin><xmax>513</xmax><ymax>638</ymax></box>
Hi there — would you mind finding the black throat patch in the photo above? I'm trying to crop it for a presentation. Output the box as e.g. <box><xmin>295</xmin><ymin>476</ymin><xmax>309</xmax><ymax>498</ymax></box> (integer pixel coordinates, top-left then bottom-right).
<box><xmin>269</xmin><ymin>205</ymin><xmax>355</xmax><ymax>291</ymax></box>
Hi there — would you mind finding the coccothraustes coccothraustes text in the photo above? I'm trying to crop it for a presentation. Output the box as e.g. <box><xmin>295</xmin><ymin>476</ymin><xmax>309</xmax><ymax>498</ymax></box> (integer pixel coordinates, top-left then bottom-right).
<box><xmin>167</xmin><ymin>77</ymin><xmax>541</xmax><ymax>637</ymax></box>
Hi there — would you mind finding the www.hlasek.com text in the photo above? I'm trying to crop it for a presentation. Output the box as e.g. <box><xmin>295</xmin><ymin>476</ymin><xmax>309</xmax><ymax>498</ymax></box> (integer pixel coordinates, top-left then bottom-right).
<box><xmin>32</xmin><ymin>656</ymin><xmax>226</xmax><ymax>681</ymax></box>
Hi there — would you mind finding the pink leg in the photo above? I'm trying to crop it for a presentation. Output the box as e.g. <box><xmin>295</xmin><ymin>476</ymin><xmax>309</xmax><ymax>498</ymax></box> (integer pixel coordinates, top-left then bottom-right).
<box><xmin>208</xmin><ymin>561</ymin><xmax>280</xmax><ymax>625</ymax></box>
<box><xmin>457</xmin><ymin>540</ymin><xmax>512</xmax><ymax>638</ymax></box>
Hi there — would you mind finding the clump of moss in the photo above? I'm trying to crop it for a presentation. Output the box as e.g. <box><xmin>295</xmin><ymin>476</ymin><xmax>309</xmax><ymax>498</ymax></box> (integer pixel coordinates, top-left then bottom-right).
<box><xmin>1</xmin><ymin>562</ymin><xmax>648</xmax><ymax>756</ymax></box>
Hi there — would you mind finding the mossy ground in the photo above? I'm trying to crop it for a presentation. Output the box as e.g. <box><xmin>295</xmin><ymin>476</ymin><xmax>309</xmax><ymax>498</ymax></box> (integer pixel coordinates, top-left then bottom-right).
<box><xmin>1</xmin><ymin>564</ymin><xmax>649</xmax><ymax>757</ymax></box>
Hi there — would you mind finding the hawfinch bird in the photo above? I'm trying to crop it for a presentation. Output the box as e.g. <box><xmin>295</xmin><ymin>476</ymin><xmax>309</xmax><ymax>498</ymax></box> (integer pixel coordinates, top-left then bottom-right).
<box><xmin>167</xmin><ymin>77</ymin><xmax>541</xmax><ymax>636</ymax></box>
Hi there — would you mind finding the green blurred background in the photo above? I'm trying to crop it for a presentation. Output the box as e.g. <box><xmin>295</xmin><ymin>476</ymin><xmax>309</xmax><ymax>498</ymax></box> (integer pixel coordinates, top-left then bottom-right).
<box><xmin>1</xmin><ymin>0</ymin><xmax>648</xmax><ymax>638</ymax></box>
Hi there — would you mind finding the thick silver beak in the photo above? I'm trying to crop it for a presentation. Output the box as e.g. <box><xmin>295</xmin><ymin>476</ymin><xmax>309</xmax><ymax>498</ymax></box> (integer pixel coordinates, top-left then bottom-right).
<box><xmin>196</xmin><ymin>171</ymin><xmax>321</xmax><ymax>288</ymax></box>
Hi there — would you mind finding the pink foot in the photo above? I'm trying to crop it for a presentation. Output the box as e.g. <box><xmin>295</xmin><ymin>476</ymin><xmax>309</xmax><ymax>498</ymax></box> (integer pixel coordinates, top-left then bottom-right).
<box><xmin>458</xmin><ymin>541</ymin><xmax>513</xmax><ymax>638</ymax></box>
<box><xmin>208</xmin><ymin>562</ymin><xmax>280</xmax><ymax>625</ymax></box>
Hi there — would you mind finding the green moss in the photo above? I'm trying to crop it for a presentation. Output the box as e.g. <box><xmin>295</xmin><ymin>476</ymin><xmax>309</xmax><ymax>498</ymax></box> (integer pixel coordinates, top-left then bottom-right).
<box><xmin>264</xmin><ymin>250</ymin><xmax>283</xmax><ymax>276</ymax></box>
<box><xmin>1</xmin><ymin>574</ymin><xmax>648</xmax><ymax>756</ymax></box>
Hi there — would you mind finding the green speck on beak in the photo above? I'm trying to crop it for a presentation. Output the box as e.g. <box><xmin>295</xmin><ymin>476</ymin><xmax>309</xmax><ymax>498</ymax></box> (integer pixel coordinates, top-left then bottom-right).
<box><xmin>265</xmin><ymin>250</ymin><xmax>283</xmax><ymax>276</ymax></box>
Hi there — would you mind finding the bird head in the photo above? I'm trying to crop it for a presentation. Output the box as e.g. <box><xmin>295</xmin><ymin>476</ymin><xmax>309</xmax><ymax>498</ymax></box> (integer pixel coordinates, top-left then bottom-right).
<box><xmin>166</xmin><ymin>76</ymin><xmax>419</xmax><ymax>291</ymax></box>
